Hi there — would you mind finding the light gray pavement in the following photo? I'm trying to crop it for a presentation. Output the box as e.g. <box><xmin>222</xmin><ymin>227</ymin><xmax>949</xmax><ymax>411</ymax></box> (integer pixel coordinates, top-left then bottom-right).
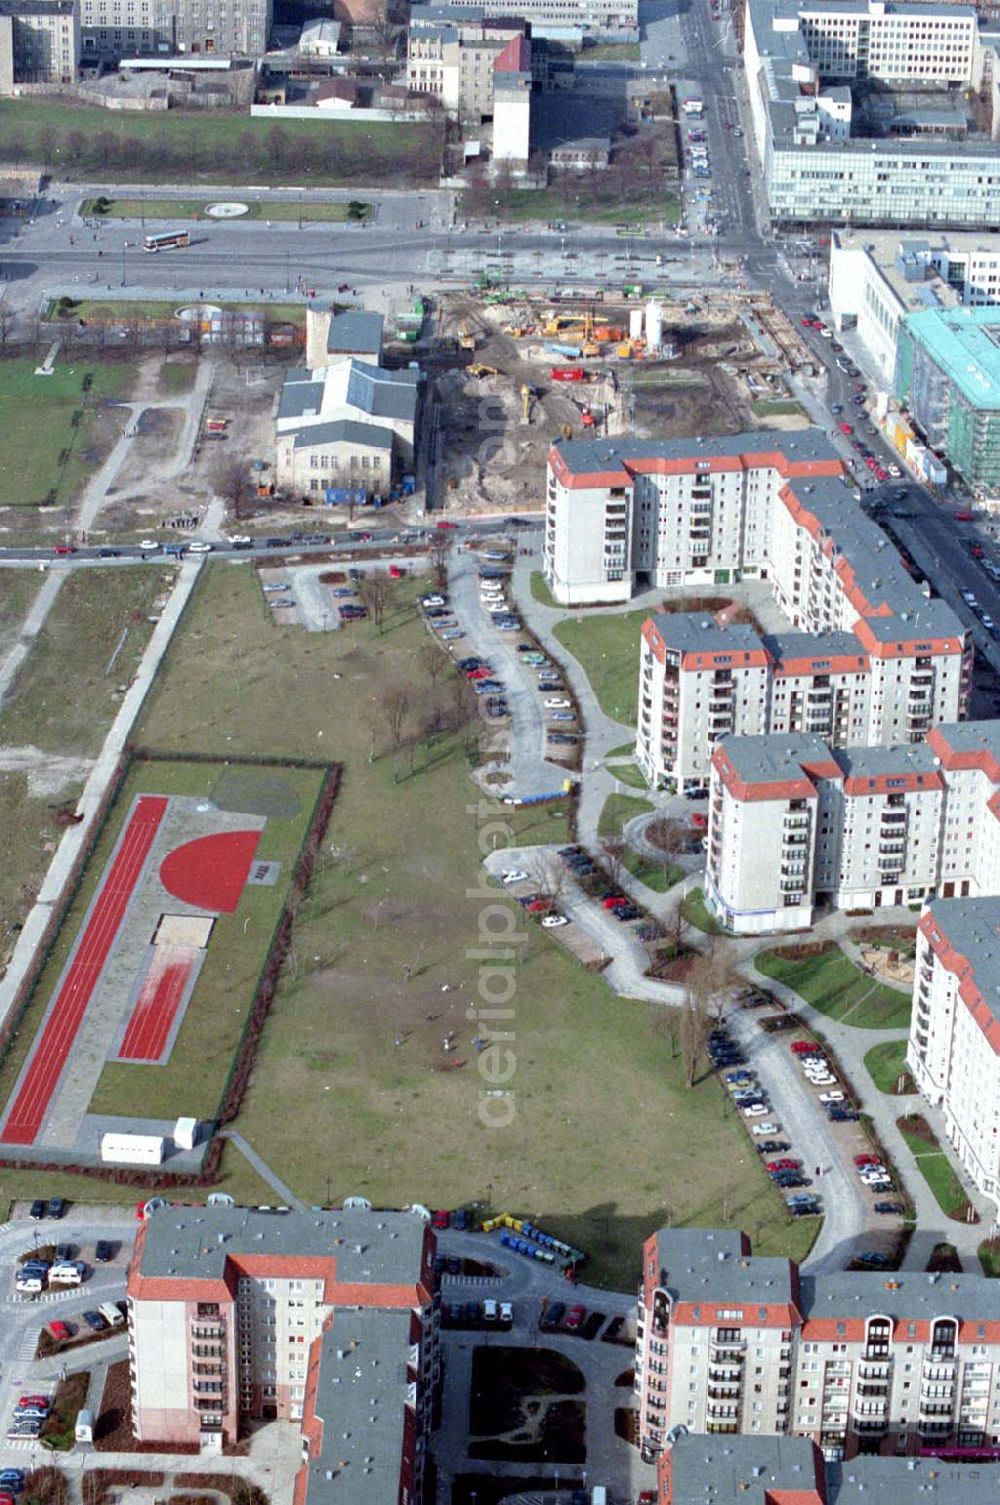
<box><xmin>0</xmin><ymin>571</ymin><xmax>64</xmax><ymax>709</ymax></box>
<box><xmin>0</xmin><ymin>557</ymin><xmax>203</xmax><ymax>1034</ymax></box>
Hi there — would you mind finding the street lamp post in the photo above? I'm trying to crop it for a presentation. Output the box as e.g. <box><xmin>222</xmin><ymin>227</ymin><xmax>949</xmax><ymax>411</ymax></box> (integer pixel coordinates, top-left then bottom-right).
<box><xmin>121</xmin><ymin>242</ymin><xmax>127</xmax><ymax>288</ymax></box>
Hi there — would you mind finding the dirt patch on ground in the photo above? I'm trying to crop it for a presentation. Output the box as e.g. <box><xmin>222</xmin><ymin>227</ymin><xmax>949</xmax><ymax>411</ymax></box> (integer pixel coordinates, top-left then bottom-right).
<box><xmin>111</xmin><ymin>408</ymin><xmax>185</xmax><ymax>495</ymax></box>
<box><xmin>0</xmin><ymin>746</ymin><xmax>93</xmax><ymax>797</ymax></box>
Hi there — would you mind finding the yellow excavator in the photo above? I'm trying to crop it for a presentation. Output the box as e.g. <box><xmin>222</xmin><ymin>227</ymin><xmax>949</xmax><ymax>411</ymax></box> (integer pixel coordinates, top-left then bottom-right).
<box><xmin>467</xmin><ymin>363</ymin><xmax>498</xmax><ymax>378</ymax></box>
<box><xmin>521</xmin><ymin>384</ymin><xmax>534</xmax><ymax>421</ymax></box>
<box><xmin>459</xmin><ymin>320</ymin><xmax>476</xmax><ymax>351</ymax></box>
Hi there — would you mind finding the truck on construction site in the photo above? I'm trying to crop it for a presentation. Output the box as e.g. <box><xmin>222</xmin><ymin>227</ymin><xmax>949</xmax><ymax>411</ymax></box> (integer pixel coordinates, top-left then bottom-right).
<box><xmin>551</xmin><ymin>367</ymin><xmax>587</xmax><ymax>382</ymax></box>
<box><xmin>545</xmin><ymin>342</ymin><xmax>583</xmax><ymax>359</ymax></box>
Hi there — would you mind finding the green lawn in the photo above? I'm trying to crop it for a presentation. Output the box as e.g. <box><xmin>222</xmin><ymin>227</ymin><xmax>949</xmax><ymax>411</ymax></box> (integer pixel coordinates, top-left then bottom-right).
<box><xmin>607</xmin><ymin>759</ymin><xmax>649</xmax><ymax>791</ymax></box>
<box><xmin>554</xmin><ymin>607</ymin><xmax>651</xmax><ymax>725</ymax></box>
<box><xmin>47</xmin><ymin>297</ymin><xmax>307</xmax><ymax>325</ymax></box>
<box><xmin>0</xmin><ymin>566</ymin><xmax>170</xmax><ymax>756</ymax></box>
<box><xmin>755</xmin><ymin>944</ymin><xmax>912</xmax><ymax>1029</ymax></box>
<box><xmin>864</xmin><ymin>1039</ymin><xmax>915</xmax><ymax>1094</ymax></box>
<box><xmin>83</xmin><ymin>196</ymin><xmax>370</xmax><ymax>223</ymax></box>
<box><xmin>123</xmin><ymin>561</ymin><xmax>817</xmax><ymax>1287</ymax></box>
<box><xmin>750</xmin><ymin>399</ymin><xmax>807</xmax><ymax>419</ymax></box>
<box><xmin>581</xmin><ymin>39</ymin><xmax>642</xmax><ymax>58</ymax></box>
<box><xmin>0</xmin><ymin>773</ymin><xmax>85</xmax><ymax>966</ymax></box>
<box><xmin>681</xmin><ymin>887</ymin><xmax>722</xmax><ymax>935</ymax></box>
<box><xmin>979</xmin><ymin>1239</ymin><xmax>1000</xmax><ymax>1277</ymax></box>
<box><xmin>0</xmin><ymin>101</ymin><xmax>441</xmax><ymax>186</ymax></box>
<box><xmin>598</xmin><ymin>791</ymin><xmax>655</xmax><ymax>839</ymax></box>
<box><xmin>156</xmin><ymin>359</ymin><xmax>197</xmax><ymax>396</ymax></box>
<box><xmin>897</xmin><ymin>1117</ymin><xmax>973</xmax><ymax>1221</ymax></box>
<box><xmin>0</xmin><ymin>356</ymin><xmax>136</xmax><ymax>508</ymax></box>
<box><xmin>623</xmin><ymin>849</ymin><xmax>682</xmax><ymax>892</ymax></box>
<box><xmin>529</xmin><ymin>571</ymin><xmax>559</xmax><ymax>608</ymax></box>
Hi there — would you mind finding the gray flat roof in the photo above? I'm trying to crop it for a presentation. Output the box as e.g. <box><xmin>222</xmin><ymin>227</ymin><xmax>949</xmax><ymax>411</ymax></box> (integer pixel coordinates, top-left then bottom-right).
<box><xmin>765</xmin><ymin>630</ymin><xmax>867</xmax><ymax>668</ymax></box>
<box><xmin>327</xmin><ymin>310</ymin><xmax>384</xmax><ymax>356</ymax></box>
<box><xmin>923</xmin><ymin>895</ymin><xmax>1000</xmax><ymax>1025</ymax></box>
<box><xmin>932</xmin><ymin>720</ymin><xmax>1000</xmax><ymax>762</ymax></box>
<box><xmin>668</xmin><ymin>1434</ymin><xmax>820</xmax><ymax>1504</ymax></box>
<box><xmin>649</xmin><ymin>611</ymin><xmax>764</xmax><ymax>656</ymax></box>
<box><xmin>716</xmin><ymin>731</ymin><xmax>835</xmax><ymax>786</ymax></box>
<box><xmin>138</xmin><ymin>1204</ymin><xmax>427</xmax><ymax>1286</ymax></box>
<box><xmin>833</xmin><ymin>740</ymin><xmax>943</xmax><ymax>780</ymax></box>
<box><xmin>346</xmin><ymin>362</ymin><xmax>418</xmax><ymax>423</ymax></box>
<box><xmin>293</xmin><ymin>419</ymin><xmax>393</xmax><ymax>451</ymax></box>
<box><xmin>654</xmin><ymin>1228</ymin><xmax>798</xmax><ymax>1305</ymax></box>
<box><xmin>278</xmin><ymin>377</ymin><xmax>325</xmax><ymax>422</ymax></box>
<box><xmin>556</xmin><ymin>427</ymin><xmax>840</xmax><ymax>471</ymax></box>
<box><xmin>305</xmin><ymin>1306</ymin><xmax>414</xmax><ymax>1505</ymax></box>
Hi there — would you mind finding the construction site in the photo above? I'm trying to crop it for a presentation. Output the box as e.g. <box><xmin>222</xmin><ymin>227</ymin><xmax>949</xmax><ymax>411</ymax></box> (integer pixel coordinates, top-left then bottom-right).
<box><xmin>429</xmin><ymin>288</ymin><xmax>809</xmax><ymax>514</ymax></box>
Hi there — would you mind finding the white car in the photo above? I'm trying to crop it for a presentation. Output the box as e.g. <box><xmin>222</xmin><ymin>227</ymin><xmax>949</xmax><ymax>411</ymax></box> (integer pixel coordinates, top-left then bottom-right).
<box><xmin>501</xmin><ymin>870</ymin><xmax>528</xmax><ymax>885</ymax></box>
<box><xmin>887</xmin><ymin>464</ymin><xmax>902</xmax><ymax>478</ymax></box>
<box><xmin>139</xmin><ymin>538</ymin><xmax>158</xmax><ymax>550</ymax></box>
<box><xmin>483</xmin><ymin>1298</ymin><xmax>498</xmax><ymax>1322</ymax></box>
<box><xmin>961</xmin><ymin>590</ymin><xmax>978</xmax><ymax>606</ymax></box>
<box><xmin>819</xmin><ymin>326</ymin><xmax>833</xmax><ymax>338</ymax></box>
<box><xmin>751</xmin><ymin>1121</ymin><xmax>781</xmax><ymax>1135</ymax></box>
<box><xmin>743</xmin><ymin>1104</ymin><xmax>769</xmax><ymax>1117</ymax></box>
<box><xmin>188</xmin><ymin>540</ymin><xmax>212</xmax><ymax>553</ymax></box>
<box><xmin>818</xmin><ymin>1090</ymin><xmax>844</xmax><ymax>1103</ymax></box>
<box><xmin>486</xmin><ymin>601</ymin><xmax>509</xmax><ymax>614</ymax></box>
<box><xmin>500</xmin><ymin>1300</ymin><xmax>513</xmax><ymax>1323</ymax></box>
<box><xmin>545</xmin><ymin>698</ymin><xmax>572</xmax><ymax>709</ymax></box>
<box><xmin>541</xmin><ymin>914</ymin><xmax>569</xmax><ymax>928</ymax></box>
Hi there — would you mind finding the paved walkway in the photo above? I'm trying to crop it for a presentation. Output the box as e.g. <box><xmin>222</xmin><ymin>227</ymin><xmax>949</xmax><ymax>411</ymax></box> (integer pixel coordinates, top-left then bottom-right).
<box><xmin>218</xmin><ymin>1130</ymin><xmax>307</xmax><ymax>1211</ymax></box>
<box><xmin>0</xmin><ymin>571</ymin><xmax>64</xmax><ymax>709</ymax></box>
<box><xmin>0</xmin><ymin>558</ymin><xmax>204</xmax><ymax>1033</ymax></box>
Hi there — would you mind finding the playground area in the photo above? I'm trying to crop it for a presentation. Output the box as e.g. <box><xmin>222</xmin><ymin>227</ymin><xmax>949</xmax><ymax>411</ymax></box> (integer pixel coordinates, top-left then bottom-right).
<box><xmin>0</xmin><ymin>756</ymin><xmax>326</xmax><ymax>1167</ymax></box>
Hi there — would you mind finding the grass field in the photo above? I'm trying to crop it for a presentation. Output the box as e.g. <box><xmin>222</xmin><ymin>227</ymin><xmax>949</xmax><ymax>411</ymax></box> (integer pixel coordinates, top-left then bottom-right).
<box><xmin>125</xmin><ymin>561</ymin><xmax>817</xmax><ymax>1286</ymax></box>
<box><xmin>0</xmin><ymin>772</ymin><xmax>85</xmax><ymax>958</ymax></box>
<box><xmin>0</xmin><ymin>356</ymin><xmax>136</xmax><ymax>508</ymax></box>
<box><xmin>156</xmin><ymin>360</ymin><xmax>197</xmax><ymax>396</ymax></box>
<box><xmin>755</xmin><ymin>945</ymin><xmax>912</xmax><ymax>1030</ymax></box>
<box><xmin>529</xmin><ymin>571</ymin><xmax>559</xmax><ymax>608</ymax></box>
<box><xmin>750</xmin><ymin>399</ymin><xmax>807</xmax><ymax>419</ymax></box>
<box><xmin>864</xmin><ymin>1039</ymin><xmax>915</xmax><ymax>1095</ymax></box>
<box><xmin>581</xmin><ymin>40</ymin><xmax>642</xmax><ymax>58</ymax></box>
<box><xmin>980</xmin><ymin>1239</ymin><xmax>1000</xmax><ymax>1277</ymax></box>
<box><xmin>0</xmin><ymin>573</ymin><xmax>42</xmax><ymax>659</ymax></box>
<box><xmin>607</xmin><ymin>759</ymin><xmax>648</xmax><ymax>791</ymax></box>
<box><xmin>598</xmin><ymin>792</ymin><xmax>655</xmax><ymax>839</ymax></box>
<box><xmin>472</xmin><ymin>188</ymin><xmax>679</xmax><ymax>228</ymax></box>
<box><xmin>1</xmin><ymin>566</ymin><xmax>171</xmax><ymax>756</ymax></box>
<box><xmin>0</xmin><ymin>101</ymin><xmax>441</xmax><ymax>186</ymax></box>
<box><xmin>554</xmin><ymin>608</ymin><xmax>650</xmax><ymax>726</ymax></box>
<box><xmin>897</xmin><ymin>1116</ymin><xmax>973</xmax><ymax>1221</ymax></box>
<box><xmin>47</xmin><ymin>297</ymin><xmax>307</xmax><ymax>325</ymax></box>
<box><xmin>82</xmin><ymin>197</ymin><xmax>370</xmax><ymax>223</ymax></box>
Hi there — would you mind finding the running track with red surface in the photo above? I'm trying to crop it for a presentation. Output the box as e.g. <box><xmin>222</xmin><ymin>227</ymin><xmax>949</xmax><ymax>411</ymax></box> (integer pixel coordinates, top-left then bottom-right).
<box><xmin>0</xmin><ymin>795</ymin><xmax>168</xmax><ymax>1145</ymax></box>
<box><xmin>117</xmin><ymin>946</ymin><xmax>197</xmax><ymax>1063</ymax></box>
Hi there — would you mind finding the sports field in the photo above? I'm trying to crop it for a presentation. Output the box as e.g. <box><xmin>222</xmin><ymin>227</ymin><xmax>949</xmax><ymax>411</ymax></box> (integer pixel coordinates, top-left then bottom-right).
<box><xmin>0</xmin><ymin>757</ymin><xmax>326</xmax><ymax>1150</ymax></box>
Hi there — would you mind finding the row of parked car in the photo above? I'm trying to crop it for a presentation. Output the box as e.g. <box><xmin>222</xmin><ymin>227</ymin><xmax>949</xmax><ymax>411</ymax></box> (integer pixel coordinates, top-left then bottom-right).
<box><xmin>540</xmin><ymin>1299</ymin><xmax>588</xmax><ymax>1333</ymax></box>
<box><xmin>789</xmin><ymin>1040</ymin><xmax>859</xmax><ymax>1122</ymax></box>
<box><xmin>707</xmin><ymin>1028</ymin><xmax>822</xmax><ymax>1218</ymax></box>
<box><xmin>0</xmin><ymin>1469</ymin><xmax>25</xmax><ymax>1499</ymax></box>
<box><xmin>442</xmin><ymin>1297</ymin><xmax>513</xmax><ymax>1330</ymax></box>
<box><xmin>6</xmin><ymin>1394</ymin><xmax>50</xmax><ymax>1443</ymax></box>
<box><xmin>555</xmin><ymin>845</ymin><xmax>641</xmax><ymax>922</ymax></box>
<box><xmin>15</xmin><ymin>1238</ymin><xmax>115</xmax><ymax>1292</ymax></box>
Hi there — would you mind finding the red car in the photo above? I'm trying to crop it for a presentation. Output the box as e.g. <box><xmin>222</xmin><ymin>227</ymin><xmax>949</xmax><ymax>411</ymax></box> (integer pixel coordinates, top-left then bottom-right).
<box><xmin>44</xmin><ymin>1321</ymin><xmax>72</xmax><ymax>1343</ymax></box>
<box><xmin>839</xmin><ymin>423</ymin><xmax>854</xmax><ymax>435</ymax></box>
<box><xmin>970</xmin><ymin>543</ymin><xmax>985</xmax><ymax>558</ymax></box>
<box><xmin>524</xmin><ymin>897</ymin><xmax>552</xmax><ymax>913</ymax></box>
<box><xmin>53</xmin><ymin>543</ymin><xmax>75</xmax><ymax>556</ymax></box>
<box><xmin>854</xmin><ymin>1153</ymin><xmax>880</xmax><ymax>1167</ymax></box>
<box><xmin>18</xmin><ymin>1395</ymin><xmax>49</xmax><ymax>1410</ymax></box>
<box><xmin>874</xmin><ymin>467</ymin><xmax>888</xmax><ymax>482</ymax></box>
<box><xmin>954</xmin><ymin>510</ymin><xmax>975</xmax><ymax>522</ymax></box>
<box><xmin>358</xmin><ymin>531</ymin><xmax>373</xmax><ymax>541</ymax></box>
<box><xmin>601</xmin><ymin>895</ymin><xmax>630</xmax><ymax>909</ymax></box>
<box><xmin>389</xmin><ymin>564</ymin><xmax>405</xmax><ymax>579</ymax></box>
<box><xmin>432</xmin><ymin>1209</ymin><xmax>450</xmax><ymax>1230</ymax></box>
<box><xmin>565</xmin><ymin>1303</ymin><xmax>586</xmax><ymax>1330</ymax></box>
<box><xmin>467</xmin><ymin>667</ymin><xmax>492</xmax><ymax>680</ymax></box>
<box><xmin>800</xmin><ymin>317</ymin><xmax>813</xmax><ymax>327</ymax></box>
<box><xmin>767</xmin><ymin>1158</ymin><xmax>801</xmax><ymax>1172</ymax></box>
<box><xmin>437</xmin><ymin>520</ymin><xmax>459</xmax><ymax>530</ymax></box>
<box><xmin>790</xmin><ymin>1041</ymin><xmax>817</xmax><ymax>1054</ymax></box>
<box><xmin>690</xmin><ymin>812</ymin><xmax>708</xmax><ymax>828</ymax></box>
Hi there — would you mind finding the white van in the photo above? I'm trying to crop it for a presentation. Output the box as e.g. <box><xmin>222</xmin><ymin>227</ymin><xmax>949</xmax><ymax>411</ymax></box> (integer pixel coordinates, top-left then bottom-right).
<box><xmin>15</xmin><ymin>1274</ymin><xmax>44</xmax><ymax>1294</ymax></box>
<box><xmin>75</xmin><ymin>1408</ymin><xmax>94</xmax><ymax>1444</ymax></box>
<box><xmin>49</xmin><ymin>1261</ymin><xmax>85</xmax><ymax>1287</ymax></box>
<box><xmin>98</xmin><ymin>1301</ymin><xmax>125</xmax><ymax>1329</ymax></box>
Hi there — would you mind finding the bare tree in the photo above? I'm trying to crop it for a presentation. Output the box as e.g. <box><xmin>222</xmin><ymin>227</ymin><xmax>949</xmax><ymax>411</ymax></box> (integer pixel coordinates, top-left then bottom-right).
<box><xmin>0</xmin><ymin>305</ymin><xmax>14</xmax><ymax>346</ymax></box>
<box><xmin>213</xmin><ymin>456</ymin><xmax>254</xmax><ymax>521</ymax></box>
<box><xmin>647</xmin><ymin>814</ymin><xmax>691</xmax><ymax>888</ymax></box>
<box><xmin>529</xmin><ymin>855</ymin><xmax>567</xmax><ymax>905</ymax></box>
<box><xmin>686</xmin><ymin>941</ymin><xmax>738</xmax><ymax>1028</ymax></box>
<box><xmin>419</xmin><ymin>641</ymin><xmax>447</xmax><ymax>686</ymax></box>
<box><xmin>360</xmin><ymin>570</ymin><xmax>394</xmax><ymax>634</ymax></box>
<box><xmin>679</xmin><ymin>991</ymin><xmax>706</xmax><ymax>1088</ymax></box>
<box><xmin>601</xmin><ymin>833</ymin><xmax>627</xmax><ymax>889</ymax></box>
<box><xmin>428</xmin><ymin>530</ymin><xmax>451</xmax><ymax>587</ymax></box>
<box><xmin>380</xmin><ymin>683</ymin><xmax>410</xmax><ymax>779</ymax></box>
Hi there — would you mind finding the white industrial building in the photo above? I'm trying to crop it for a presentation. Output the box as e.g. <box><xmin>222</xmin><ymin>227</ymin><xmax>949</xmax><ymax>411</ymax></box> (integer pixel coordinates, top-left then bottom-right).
<box><xmin>703</xmin><ymin>719</ymin><xmax>1000</xmax><ymax>933</ymax></box>
<box><xmin>828</xmin><ymin>229</ymin><xmax>1000</xmax><ymax>385</ymax></box>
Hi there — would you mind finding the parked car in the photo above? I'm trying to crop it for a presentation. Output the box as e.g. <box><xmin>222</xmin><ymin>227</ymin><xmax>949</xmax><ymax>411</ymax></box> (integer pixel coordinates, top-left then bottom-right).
<box><xmin>94</xmin><ymin>1241</ymin><xmax>113</xmax><ymax>1264</ymax></box>
<box><xmin>81</xmin><ymin>1311</ymin><xmax>107</xmax><ymax>1333</ymax></box>
<box><xmin>44</xmin><ymin>1320</ymin><xmax>73</xmax><ymax>1343</ymax></box>
<box><xmin>541</xmin><ymin>914</ymin><xmax>569</xmax><ymax>928</ymax></box>
<box><xmin>756</xmin><ymin>1140</ymin><xmax>790</xmax><ymax>1154</ymax></box>
<box><xmin>432</xmin><ymin>1210</ymin><xmax>450</xmax><ymax>1230</ymax></box>
<box><xmin>542</xmin><ymin>1301</ymin><xmax>566</xmax><ymax>1329</ymax></box>
<box><xmin>874</xmin><ymin>1201</ymin><xmax>905</xmax><ymax>1215</ymax></box>
<box><xmin>28</xmin><ymin>1200</ymin><xmax>45</xmax><ymax>1220</ymax></box>
<box><xmin>854</xmin><ymin>1252</ymin><xmax>888</xmax><ymax>1269</ymax></box>
<box><xmin>752</xmin><ymin>1122</ymin><xmax>781</xmax><ymax>1136</ymax></box>
<box><xmin>818</xmin><ymin>1091</ymin><xmax>845</xmax><ymax>1103</ymax></box>
<box><xmin>565</xmin><ymin>1303</ymin><xmax>586</xmax><ymax>1330</ymax></box>
<box><xmin>854</xmin><ymin>1153</ymin><xmax>881</xmax><ymax>1166</ymax></box>
<box><xmin>501</xmin><ymin>870</ymin><xmax>529</xmax><ymax>886</ymax></box>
